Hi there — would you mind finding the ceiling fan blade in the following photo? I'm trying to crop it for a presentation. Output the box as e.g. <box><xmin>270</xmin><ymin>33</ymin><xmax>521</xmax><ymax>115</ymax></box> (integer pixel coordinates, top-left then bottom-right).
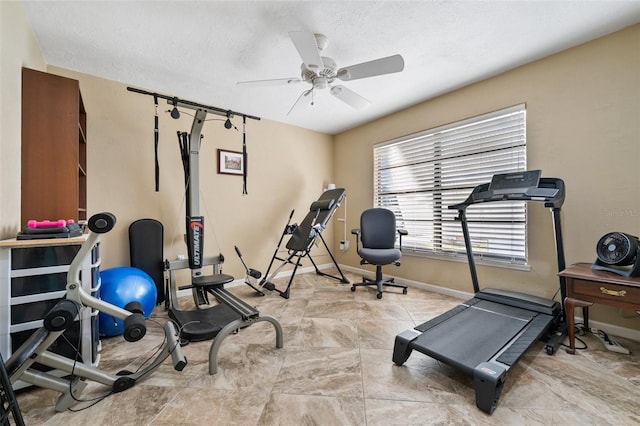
<box><xmin>337</xmin><ymin>54</ymin><xmax>405</xmax><ymax>81</ymax></box>
<box><xmin>237</xmin><ymin>78</ymin><xmax>301</xmax><ymax>87</ymax></box>
<box><xmin>289</xmin><ymin>31</ymin><xmax>324</xmax><ymax>72</ymax></box>
<box><xmin>330</xmin><ymin>85</ymin><xmax>370</xmax><ymax>109</ymax></box>
<box><xmin>287</xmin><ymin>89</ymin><xmax>314</xmax><ymax>115</ymax></box>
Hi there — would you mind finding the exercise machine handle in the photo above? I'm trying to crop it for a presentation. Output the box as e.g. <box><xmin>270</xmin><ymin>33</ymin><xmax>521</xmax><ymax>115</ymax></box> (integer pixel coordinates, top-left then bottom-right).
<box><xmin>66</xmin><ymin>212</ymin><xmax>133</xmax><ymax>322</ymax></box>
<box><xmin>165</xmin><ymin>322</ymin><xmax>187</xmax><ymax>371</ymax></box>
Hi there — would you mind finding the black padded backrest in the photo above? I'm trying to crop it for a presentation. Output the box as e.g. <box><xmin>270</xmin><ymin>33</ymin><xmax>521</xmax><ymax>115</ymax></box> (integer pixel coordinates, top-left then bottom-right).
<box><xmin>129</xmin><ymin>218</ymin><xmax>165</xmax><ymax>304</ymax></box>
<box><xmin>286</xmin><ymin>188</ymin><xmax>345</xmax><ymax>252</ymax></box>
<box><xmin>360</xmin><ymin>208</ymin><xmax>397</xmax><ymax>249</ymax></box>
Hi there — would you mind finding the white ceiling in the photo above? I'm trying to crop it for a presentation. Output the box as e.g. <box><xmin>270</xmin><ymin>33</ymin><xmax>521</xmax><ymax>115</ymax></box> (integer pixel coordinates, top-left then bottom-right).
<box><xmin>20</xmin><ymin>1</ymin><xmax>640</xmax><ymax>135</ymax></box>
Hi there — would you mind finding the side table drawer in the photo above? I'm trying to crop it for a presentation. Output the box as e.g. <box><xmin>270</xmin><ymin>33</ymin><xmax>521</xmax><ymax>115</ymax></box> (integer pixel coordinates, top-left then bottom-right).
<box><xmin>571</xmin><ymin>279</ymin><xmax>640</xmax><ymax>310</ymax></box>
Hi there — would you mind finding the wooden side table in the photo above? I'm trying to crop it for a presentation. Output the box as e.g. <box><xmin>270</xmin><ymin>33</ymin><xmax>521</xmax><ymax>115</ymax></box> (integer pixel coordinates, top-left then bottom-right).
<box><xmin>560</xmin><ymin>262</ymin><xmax>640</xmax><ymax>354</ymax></box>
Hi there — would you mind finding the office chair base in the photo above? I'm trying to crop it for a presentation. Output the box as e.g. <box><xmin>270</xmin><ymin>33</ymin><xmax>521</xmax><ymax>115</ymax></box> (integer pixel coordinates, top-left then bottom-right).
<box><xmin>351</xmin><ymin>277</ymin><xmax>408</xmax><ymax>299</ymax></box>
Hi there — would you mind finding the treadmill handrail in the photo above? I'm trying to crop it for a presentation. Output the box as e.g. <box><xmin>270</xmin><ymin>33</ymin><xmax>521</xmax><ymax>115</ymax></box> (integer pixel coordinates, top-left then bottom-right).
<box><xmin>448</xmin><ymin>177</ymin><xmax>565</xmax><ymax>211</ymax></box>
<box><xmin>446</xmin><ymin>175</ymin><xmax>568</xmax><ymax>317</ymax></box>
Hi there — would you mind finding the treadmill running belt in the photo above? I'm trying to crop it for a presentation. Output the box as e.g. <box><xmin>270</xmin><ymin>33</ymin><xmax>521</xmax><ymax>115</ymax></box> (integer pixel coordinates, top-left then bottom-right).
<box><xmin>411</xmin><ymin>307</ymin><xmax>529</xmax><ymax>375</ymax></box>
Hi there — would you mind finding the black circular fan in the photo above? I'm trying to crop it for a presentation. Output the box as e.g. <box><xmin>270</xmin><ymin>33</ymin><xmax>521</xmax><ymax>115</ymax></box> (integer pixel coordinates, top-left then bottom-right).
<box><xmin>595</xmin><ymin>232</ymin><xmax>638</xmax><ymax>266</ymax></box>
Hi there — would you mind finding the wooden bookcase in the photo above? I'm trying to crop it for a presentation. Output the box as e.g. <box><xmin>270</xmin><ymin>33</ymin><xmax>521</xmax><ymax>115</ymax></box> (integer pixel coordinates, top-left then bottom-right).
<box><xmin>21</xmin><ymin>68</ymin><xmax>87</xmax><ymax>224</ymax></box>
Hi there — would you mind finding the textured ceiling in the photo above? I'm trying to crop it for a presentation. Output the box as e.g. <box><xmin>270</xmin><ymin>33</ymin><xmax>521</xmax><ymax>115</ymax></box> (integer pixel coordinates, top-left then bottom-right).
<box><xmin>20</xmin><ymin>1</ymin><xmax>640</xmax><ymax>135</ymax></box>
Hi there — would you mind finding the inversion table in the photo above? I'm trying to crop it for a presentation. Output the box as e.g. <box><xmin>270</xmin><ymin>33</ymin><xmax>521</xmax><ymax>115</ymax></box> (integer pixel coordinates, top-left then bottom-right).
<box><xmin>257</xmin><ymin>188</ymin><xmax>350</xmax><ymax>299</ymax></box>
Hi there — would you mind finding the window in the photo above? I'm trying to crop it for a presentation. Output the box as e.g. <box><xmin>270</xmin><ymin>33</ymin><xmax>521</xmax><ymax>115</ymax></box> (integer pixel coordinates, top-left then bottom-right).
<box><xmin>373</xmin><ymin>104</ymin><xmax>527</xmax><ymax>266</ymax></box>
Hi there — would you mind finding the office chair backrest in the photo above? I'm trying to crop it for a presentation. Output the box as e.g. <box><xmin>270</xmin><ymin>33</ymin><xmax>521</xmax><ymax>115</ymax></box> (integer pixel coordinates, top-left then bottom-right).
<box><xmin>360</xmin><ymin>208</ymin><xmax>397</xmax><ymax>249</ymax></box>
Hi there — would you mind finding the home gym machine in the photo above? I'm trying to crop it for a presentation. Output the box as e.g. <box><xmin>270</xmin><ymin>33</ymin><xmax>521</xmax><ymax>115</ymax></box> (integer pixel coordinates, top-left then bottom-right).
<box><xmin>252</xmin><ymin>188</ymin><xmax>350</xmax><ymax>299</ymax></box>
<box><xmin>5</xmin><ymin>212</ymin><xmax>187</xmax><ymax>412</ymax></box>
<box><xmin>393</xmin><ymin>170</ymin><xmax>567</xmax><ymax>414</ymax></box>
<box><xmin>126</xmin><ymin>88</ymin><xmax>283</xmax><ymax>364</ymax></box>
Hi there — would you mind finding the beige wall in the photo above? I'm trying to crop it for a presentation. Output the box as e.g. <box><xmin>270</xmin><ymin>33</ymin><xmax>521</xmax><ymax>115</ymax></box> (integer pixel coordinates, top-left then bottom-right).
<box><xmin>2</xmin><ymin>2</ymin><xmax>639</xmax><ymax>331</ymax></box>
<box><xmin>334</xmin><ymin>24</ymin><xmax>640</xmax><ymax>330</ymax></box>
<box><xmin>0</xmin><ymin>2</ymin><xmax>46</xmax><ymax>239</ymax></box>
<box><xmin>1</xmin><ymin>3</ymin><xmax>334</xmax><ymax>284</ymax></box>
<box><xmin>47</xmin><ymin>67</ymin><xmax>335</xmax><ymax>281</ymax></box>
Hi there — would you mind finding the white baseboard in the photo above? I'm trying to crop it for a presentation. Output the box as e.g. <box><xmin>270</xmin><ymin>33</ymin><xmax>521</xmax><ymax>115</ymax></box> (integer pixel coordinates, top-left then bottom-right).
<box><xmin>571</xmin><ymin>317</ymin><xmax>640</xmax><ymax>342</ymax></box>
<box><xmin>176</xmin><ymin>264</ymin><xmax>326</xmax><ymax>297</ymax></box>
<box><xmin>338</xmin><ymin>264</ymin><xmax>640</xmax><ymax>342</ymax></box>
<box><xmin>179</xmin><ymin>262</ymin><xmax>640</xmax><ymax>342</ymax></box>
<box><xmin>338</xmin><ymin>264</ymin><xmax>475</xmax><ymax>300</ymax></box>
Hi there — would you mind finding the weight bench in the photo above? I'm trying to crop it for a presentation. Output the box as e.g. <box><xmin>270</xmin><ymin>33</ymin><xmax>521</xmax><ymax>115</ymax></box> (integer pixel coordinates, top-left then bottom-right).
<box><xmin>131</xmin><ymin>219</ymin><xmax>284</xmax><ymax>369</ymax></box>
<box><xmin>258</xmin><ymin>188</ymin><xmax>350</xmax><ymax>299</ymax></box>
<box><xmin>163</xmin><ymin>254</ymin><xmax>284</xmax><ymax>371</ymax></box>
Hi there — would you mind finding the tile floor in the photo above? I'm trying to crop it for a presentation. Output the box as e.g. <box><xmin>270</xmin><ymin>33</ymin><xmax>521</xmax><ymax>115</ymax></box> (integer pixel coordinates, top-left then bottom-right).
<box><xmin>12</xmin><ymin>270</ymin><xmax>640</xmax><ymax>425</ymax></box>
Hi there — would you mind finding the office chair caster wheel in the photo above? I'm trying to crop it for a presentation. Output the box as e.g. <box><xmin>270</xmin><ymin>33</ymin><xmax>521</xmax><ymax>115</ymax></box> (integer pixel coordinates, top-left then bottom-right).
<box><xmin>351</xmin><ymin>286</ymin><xmax>356</xmax><ymax>292</ymax></box>
<box><xmin>403</xmin><ymin>288</ymin><xmax>408</xmax><ymax>295</ymax></box>
<box><xmin>377</xmin><ymin>292</ymin><xmax>383</xmax><ymax>299</ymax></box>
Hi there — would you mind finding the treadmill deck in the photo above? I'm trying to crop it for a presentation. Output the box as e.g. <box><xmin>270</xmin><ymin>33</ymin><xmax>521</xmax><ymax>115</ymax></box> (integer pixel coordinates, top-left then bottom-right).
<box><xmin>411</xmin><ymin>298</ymin><xmax>555</xmax><ymax>374</ymax></box>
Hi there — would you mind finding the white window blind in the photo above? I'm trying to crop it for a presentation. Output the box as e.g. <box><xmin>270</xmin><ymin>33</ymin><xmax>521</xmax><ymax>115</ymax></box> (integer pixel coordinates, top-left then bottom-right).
<box><xmin>373</xmin><ymin>104</ymin><xmax>527</xmax><ymax>265</ymax></box>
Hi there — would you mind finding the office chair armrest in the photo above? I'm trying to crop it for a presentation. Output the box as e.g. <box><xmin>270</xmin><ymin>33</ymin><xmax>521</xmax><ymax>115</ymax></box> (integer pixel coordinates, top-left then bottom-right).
<box><xmin>351</xmin><ymin>228</ymin><xmax>361</xmax><ymax>252</ymax></box>
<box><xmin>397</xmin><ymin>228</ymin><xmax>408</xmax><ymax>250</ymax></box>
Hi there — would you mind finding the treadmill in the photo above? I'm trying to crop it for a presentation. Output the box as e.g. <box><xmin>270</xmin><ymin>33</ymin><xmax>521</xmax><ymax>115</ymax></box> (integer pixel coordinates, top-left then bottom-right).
<box><xmin>392</xmin><ymin>170</ymin><xmax>567</xmax><ymax>414</ymax></box>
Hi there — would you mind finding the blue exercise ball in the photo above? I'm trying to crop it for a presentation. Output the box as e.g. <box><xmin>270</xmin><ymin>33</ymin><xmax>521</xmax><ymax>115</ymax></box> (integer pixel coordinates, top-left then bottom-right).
<box><xmin>98</xmin><ymin>266</ymin><xmax>157</xmax><ymax>337</ymax></box>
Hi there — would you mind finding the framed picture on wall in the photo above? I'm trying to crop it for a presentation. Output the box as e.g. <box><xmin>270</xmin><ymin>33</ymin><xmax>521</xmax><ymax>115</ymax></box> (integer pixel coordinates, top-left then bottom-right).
<box><xmin>217</xmin><ymin>149</ymin><xmax>244</xmax><ymax>175</ymax></box>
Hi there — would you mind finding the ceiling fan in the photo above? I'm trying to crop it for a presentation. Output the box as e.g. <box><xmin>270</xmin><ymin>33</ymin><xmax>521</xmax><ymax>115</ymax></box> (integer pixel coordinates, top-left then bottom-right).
<box><xmin>237</xmin><ymin>31</ymin><xmax>405</xmax><ymax>115</ymax></box>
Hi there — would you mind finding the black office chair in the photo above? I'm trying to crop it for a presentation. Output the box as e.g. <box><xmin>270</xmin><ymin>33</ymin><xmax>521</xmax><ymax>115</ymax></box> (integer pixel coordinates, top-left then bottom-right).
<box><xmin>351</xmin><ymin>208</ymin><xmax>408</xmax><ymax>299</ymax></box>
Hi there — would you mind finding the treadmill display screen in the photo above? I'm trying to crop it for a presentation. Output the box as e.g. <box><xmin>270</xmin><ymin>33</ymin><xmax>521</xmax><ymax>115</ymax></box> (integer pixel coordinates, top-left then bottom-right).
<box><xmin>489</xmin><ymin>170</ymin><xmax>541</xmax><ymax>192</ymax></box>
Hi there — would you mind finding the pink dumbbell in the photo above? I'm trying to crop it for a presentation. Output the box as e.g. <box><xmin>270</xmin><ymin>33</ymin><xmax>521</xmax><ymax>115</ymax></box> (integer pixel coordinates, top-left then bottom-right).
<box><xmin>27</xmin><ymin>219</ymin><xmax>67</xmax><ymax>229</ymax></box>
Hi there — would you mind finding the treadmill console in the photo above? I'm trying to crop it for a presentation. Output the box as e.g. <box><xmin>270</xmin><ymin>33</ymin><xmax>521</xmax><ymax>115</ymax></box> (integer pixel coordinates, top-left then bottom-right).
<box><xmin>489</xmin><ymin>170</ymin><xmax>541</xmax><ymax>194</ymax></box>
<box><xmin>450</xmin><ymin>170</ymin><xmax>564</xmax><ymax>210</ymax></box>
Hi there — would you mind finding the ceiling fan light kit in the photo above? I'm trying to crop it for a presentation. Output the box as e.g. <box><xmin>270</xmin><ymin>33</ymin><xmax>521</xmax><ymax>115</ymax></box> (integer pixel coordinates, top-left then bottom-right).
<box><xmin>238</xmin><ymin>31</ymin><xmax>404</xmax><ymax>114</ymax></box>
